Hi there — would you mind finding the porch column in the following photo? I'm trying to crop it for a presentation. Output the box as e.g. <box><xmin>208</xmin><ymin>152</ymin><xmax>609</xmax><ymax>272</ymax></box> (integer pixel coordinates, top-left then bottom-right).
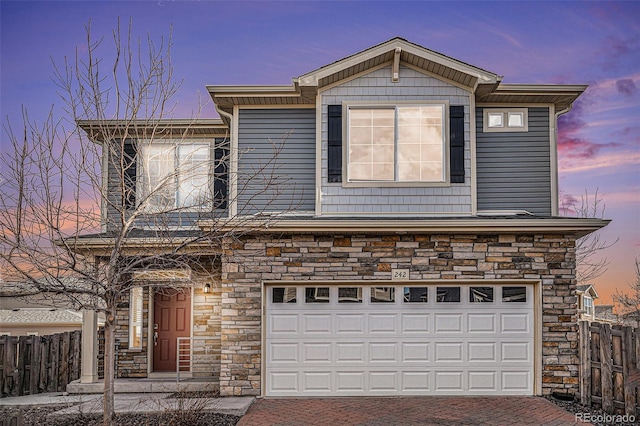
<box><xmin>80</xmin><ymin>309</ymin><xmax>99</xmax><ymax>383</ymax></box>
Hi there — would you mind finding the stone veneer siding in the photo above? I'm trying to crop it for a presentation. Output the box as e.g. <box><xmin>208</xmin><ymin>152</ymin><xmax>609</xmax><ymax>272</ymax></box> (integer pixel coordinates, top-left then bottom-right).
<box><xmin>114</xmin><ymin>286</ymin><xmax>150</xmax><ymax>378</ymax></box>
<box><xmin>219</xmin><ymin>233</ymin><xmax>579</xmax><ymax>397</ymax></box>
<box><xmin>113</xmin><ymin>269</ymin><xmax>222</xmax><ymax>378</ymax></box>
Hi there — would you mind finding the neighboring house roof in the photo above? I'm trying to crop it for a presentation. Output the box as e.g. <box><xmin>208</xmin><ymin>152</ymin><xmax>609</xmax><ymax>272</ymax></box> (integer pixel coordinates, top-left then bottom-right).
<box><xmin>595</xmin><ymin>305</ymin><xmax>614</xmax><ymax>315</ymax></box>
<box><xmin>0</xmin><ymin>308</ymin><xmax>83</xmax><ymax>325</ymax></box>
<box><xmin>576</xmin><ymin>284</ymin><xmax>599</xmax><ymax>299</ymax></box>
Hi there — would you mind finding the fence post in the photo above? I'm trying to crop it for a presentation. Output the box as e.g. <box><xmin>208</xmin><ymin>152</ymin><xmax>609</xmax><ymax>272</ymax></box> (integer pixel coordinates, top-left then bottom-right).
<box><xmin>621</xmin><ymin>326</ymin><xmax>636</xmax><ymax>416</ymax></box>
<box><xmin>599</xmin><ymin>323</ymin><xmax>614</xmax><ymax>413</ymax></box>
<box><xmin>579</xmin><ymin>321</ymin><xmax>591</xmax><ymax>405</ymax></box>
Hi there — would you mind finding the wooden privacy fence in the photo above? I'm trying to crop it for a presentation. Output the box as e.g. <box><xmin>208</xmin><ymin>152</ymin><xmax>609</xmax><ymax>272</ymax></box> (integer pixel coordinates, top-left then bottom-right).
<box><xmin>0</xmin><ymin>331</ymin><xmax>81</xmax><ymax>397</ymax></box>
<box><xmin>579</xmin><ymin>321</ymin><xmax>640</xmax><ymax>416</ymax></box>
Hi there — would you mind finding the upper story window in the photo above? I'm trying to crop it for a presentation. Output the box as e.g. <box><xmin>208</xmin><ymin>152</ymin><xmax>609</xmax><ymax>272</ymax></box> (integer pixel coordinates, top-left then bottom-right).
<box><xmin>584</xmin><ymin>296</ymin><xmax>593</xmax><ymax>315</ymax></box>
<box><xmin>347</xmin><ymin>104</ymin><xmax>446</xmax><ymax>184</ymax></box>
<box><xmin>139</xmin><ymin>141</ymin><xmax>210</xmax><ymax>212</ymax></box>
<box><xmin>483</xmin><ymin>108</ymin><xmax>528</xmax><ymax>133</ymax></box>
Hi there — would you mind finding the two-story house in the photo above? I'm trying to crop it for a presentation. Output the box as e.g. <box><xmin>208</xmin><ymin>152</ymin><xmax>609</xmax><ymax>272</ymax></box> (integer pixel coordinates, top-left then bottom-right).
<box><xmin>75</xmin><ymin>38</ymin><xmax>608</xmax><ymax>398</ymax></box>
<box><xmin>576</xmin><ymin>284</ymin><xmax>599</xmax><ymax>322</ymax></box>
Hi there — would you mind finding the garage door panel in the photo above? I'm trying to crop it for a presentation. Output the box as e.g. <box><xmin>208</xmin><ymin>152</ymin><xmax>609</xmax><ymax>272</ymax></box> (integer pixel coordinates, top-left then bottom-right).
<box><xmin>266</xmin><ymin>284</ymin><xmax>535</xmax><ymax>396</ymax></box>
<box><xmin>402</xmin><ymin>342</ymin><xmax>430</xmax><ymax>362</ymax></box>
<box><xmin>468</xmin><ymin>342</ymin><xmax>497</xmax><ymax>362</ymax></box>
<box><xmin>303</xmin><ymin>314</ymin><xmax>332</xmax><ymax>334</ymax></box>
<box><xmin>468</xmin><ymin>371</ymin><xmax>497</xmax><ymax>391</ymax></box>
<box><xmin>336</xmin><ymin>314</ymin><xmax>365</xmax><ymax>333</ymax></box>
<box><xmin>501</xmin><ymin>371</ymin><xmax>531</xmax><ymax>391</ymax></box>
<box><xmin>270</xmin><ymin>343</ymin><xmax>298</xmax><ymax>363</ymax></box>
<box><xmin>467</xmin><ymin>313</ymin><xmax>496</xmax><ymax>333</ymax></box>
<box><xmin>402</xmin><ymin>371</ymin><xmax>431</xmax><ymax>391</ymax></box>
<box><xmin>500</xmin><ymin>313</ymin><xmax>531</xmax><ymax>333</ymax></box>
<box><xmin>369</xmin><ymin>314</ymin><xmax>397</xmax><ymax>333</ymax></box>
<box><xmin>270</xmin><ymin>314</ymin><xmax>298</xmax><ymax>334</ymax></box>
<box><xmin>435</xmin><ymin>313</ymin><xmax>463</xmax><ymax>332</ymax></box>
<box><xmin>501</xmin><ymin>342</ymin><xmax>531</xmax><ymax>362</ymax></box>
<box><xmin>370</xmin><ymin>371</ymin><xmax>398</xmax><ymax>391</ymax></box>
<box><xmin>401</xmin><ymin>313</ymin><xmax>430</xmax><ymax>333</ymax></box>
<box><xmin>435</xmin><ymin>342</ymin><xmax>464</xmax><ymax>362</ymax></box>
<box><xmin>336</xmin><ymin>343</ymin><xmax>365</xmax><ymax>362</ymax></box>
<box><xmin>336</xmin><ymin>371</ymin><xmax>366</xmax><ymax>391</ymax></box>
<box><xmin>302</xmin><ymin>372</ymin><xmax>332</xmax><ymax>392</ymax></box>
<box><xmin>269</xmin><ymin>371</ymin><xmax>298</xmax><ymax>392</ymax></box>
<box><xmin>303</xmin><ymin>342</ymin><xmax>332</xmax><ymax>362</ymax></box>
<box><xmin>369</xmin><ymin>343</ymin><xmax>398</xmax><ymax>362</ymax></box>
<box><xmin>435</xmin><ymin>371</ymin><xmax>464</xmax><ymax>391</ymax></box>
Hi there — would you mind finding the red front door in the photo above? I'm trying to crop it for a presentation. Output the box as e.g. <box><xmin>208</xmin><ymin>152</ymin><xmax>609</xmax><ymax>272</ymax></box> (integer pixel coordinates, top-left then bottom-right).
<box><xmin>153</xmin><ymin>289</ymin><xmax>191</xmax><ymax>372</ymax></box>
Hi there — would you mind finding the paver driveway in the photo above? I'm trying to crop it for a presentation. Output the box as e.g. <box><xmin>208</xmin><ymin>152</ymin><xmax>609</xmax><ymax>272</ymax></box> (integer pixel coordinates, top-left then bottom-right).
<box><xmin>237</xmin><ymin>396</ymin><xmax>588</xmax><ymax>426</ymax></box>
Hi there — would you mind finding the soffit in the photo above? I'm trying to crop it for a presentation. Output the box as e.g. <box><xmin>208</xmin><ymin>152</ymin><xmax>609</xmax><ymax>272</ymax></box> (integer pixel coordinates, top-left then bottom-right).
<box><xmin>77</xmin><ymin>119</ymin><xmax>229</xmax><ymax>143</ymax></box>
<box><xmin>477</xmin><ymin>84</ymin><xmax>588</xmax><ymax>111</ymax></box>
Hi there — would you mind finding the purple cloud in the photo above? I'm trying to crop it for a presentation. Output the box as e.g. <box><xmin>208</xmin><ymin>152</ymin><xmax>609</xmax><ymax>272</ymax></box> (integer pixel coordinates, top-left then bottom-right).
<box><xmin>616</xmin><ymin>78</ymin><xmax>637</xmax><ymax>95</ymax></box>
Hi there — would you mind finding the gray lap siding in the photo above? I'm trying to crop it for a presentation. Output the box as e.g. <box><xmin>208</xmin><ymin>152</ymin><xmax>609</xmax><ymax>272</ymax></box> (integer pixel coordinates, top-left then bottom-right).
<box><xmin>236</xmin><ymin>108</ymin><xmax>316</xmax><ymax>215</ymax></box>
<box><xmin>476</xmin><ymin>107</ymin><xmax>552</xmax><ymax>215</ymax></box>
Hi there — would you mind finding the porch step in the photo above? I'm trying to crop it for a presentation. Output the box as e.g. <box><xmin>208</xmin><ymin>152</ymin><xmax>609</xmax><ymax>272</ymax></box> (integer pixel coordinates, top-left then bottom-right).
<box><xmin>66</xmin><ymin>378</ymin><xmax>219</xmax><ymax>394</ymax></box>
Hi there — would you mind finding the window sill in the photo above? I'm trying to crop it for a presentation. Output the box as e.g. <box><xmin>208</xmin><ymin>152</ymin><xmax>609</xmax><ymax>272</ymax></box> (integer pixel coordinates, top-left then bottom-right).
<box><xmin>341</xmin><ymin>180</ymin><xmax>451</xmax><ymax>188</ymax></box>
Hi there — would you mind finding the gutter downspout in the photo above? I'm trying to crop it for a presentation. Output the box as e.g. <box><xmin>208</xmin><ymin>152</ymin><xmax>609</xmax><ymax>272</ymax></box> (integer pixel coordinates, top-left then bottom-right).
<box><xmin>215</xmin><ymin>105</ymin><xmax>236</xmax><ymax>218</ymax></box>
<box><xmin>553</xmin><ymin>103</ymin><xmax>574</xmax><ymax>216</ymax></box>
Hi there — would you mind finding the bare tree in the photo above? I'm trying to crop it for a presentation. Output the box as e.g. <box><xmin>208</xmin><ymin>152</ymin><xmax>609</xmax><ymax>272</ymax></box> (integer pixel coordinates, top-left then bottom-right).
<box><xmin>0</xmin><ymin>19</ymin><xmax>297</xmax><ymax>425</ymax></box>
<box><xmin>613</xmin><ymin>257</ymin><xmax>640</xmax><ymax>328</ymax></box>
<box><xmin>563</xmin><ymin>189</ymin><xmax>618</xmax><ymax>284</ymax></box>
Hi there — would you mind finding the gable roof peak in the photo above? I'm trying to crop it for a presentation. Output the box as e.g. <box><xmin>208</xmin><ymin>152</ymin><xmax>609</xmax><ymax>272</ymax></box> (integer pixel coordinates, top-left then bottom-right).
<box><xmin>297</xmin><ymin>37</ymin><xmax>499</xmax><ymax>89</ymax></box>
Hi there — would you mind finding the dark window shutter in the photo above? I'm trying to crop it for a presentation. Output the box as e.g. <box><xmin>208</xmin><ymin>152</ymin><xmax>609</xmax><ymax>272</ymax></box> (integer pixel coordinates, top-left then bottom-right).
<box><xmin>123</xmin><ymin>141</ymin><xmax>137</xmax><ymax>209</ymax></box>
<box><xmin>214</xmin><ymin>138</ymin><xmax>229</xmax><ymax>210</ymax></box>
<box><xmin>327</xmin><ymin>105</ymin><xmax>342</xmax><ymax>183</ymax></box>
<box><xmin>449</xmin><ymin>106</ymin><xmax>465</xmax><ymax>183</ymax></box>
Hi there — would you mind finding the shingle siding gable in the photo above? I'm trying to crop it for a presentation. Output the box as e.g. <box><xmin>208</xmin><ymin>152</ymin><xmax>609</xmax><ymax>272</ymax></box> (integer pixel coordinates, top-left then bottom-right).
<box><xmin>321</xmin><ymin>65</ymin><xmax>471</xmax><ymax>215</ymax></box>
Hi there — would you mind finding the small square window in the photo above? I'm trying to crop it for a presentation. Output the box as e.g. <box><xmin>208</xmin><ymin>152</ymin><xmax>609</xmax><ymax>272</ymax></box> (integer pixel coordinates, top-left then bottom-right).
<box><xmin>487</xmin><ymin>113</ymin><xmax>504</xmax><ymax>128</ymax></box>
<box><xmin>483</xmin><ymin>108</ymin><xmax>528</xmax><ymax>133</ymax></box>
<box><xmin>507</xmin><ymin>112</ymin><xmax>524</xmax><ymax>127</ymax></box>
<box><xmin>306</xmin><ymin>287</ymin><xmax>330</xmax><ymax>303</ymax></box>
<box><xmin>436</xmin><ymin>287</ymin><xmax>460</xmax><ymax>302</ymax></box>
<box><xmin>371</xmin><ymin>287</ymin><xmax>395</xmax><ymax>303</ymax></box>
<box><xmin>272</xmin><ymin>287</ymin><xmax>297</xmax><ymax>303</ymax></box>
<box><xmin>339</xmin><ymin>287</ymin><xmax>362</xmax><ymax>303</ymax></box>
<box><xmin>502</xmin><ymin>286</ymin><xmax>527</xmax><ymax>302</ymax></box>
<box><xmin>404</xmin><ymin>287</ymin><xmax>428</xmax><ymax>303</ymax></box>
<box><xmin>470</xmin><ymin>287</ymin><xmax>494</xmax><ymax>302</ymax></box>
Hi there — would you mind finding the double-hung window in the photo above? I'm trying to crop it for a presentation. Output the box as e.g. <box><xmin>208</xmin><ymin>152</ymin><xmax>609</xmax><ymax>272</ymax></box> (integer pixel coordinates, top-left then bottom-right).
<box><xmin>347</xmin><ymin>104</ymin><xmax>446</xmax><ymax>184</ymax></box>
<box><xmin>139</xmin><ymin>141</ymin><xmax>211</xmax><ymax>211</ymax></box>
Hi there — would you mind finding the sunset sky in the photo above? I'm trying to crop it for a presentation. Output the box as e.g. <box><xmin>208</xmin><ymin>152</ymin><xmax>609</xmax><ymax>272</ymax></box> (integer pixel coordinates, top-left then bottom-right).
<box><xmin>1</xmin><ymin>1</ymin><xmax>638</xmax><ymax>304</ymax></box>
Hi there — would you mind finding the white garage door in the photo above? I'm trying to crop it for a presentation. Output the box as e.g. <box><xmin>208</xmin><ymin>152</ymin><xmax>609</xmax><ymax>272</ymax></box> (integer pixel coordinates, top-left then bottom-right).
<box><xmin>266</xmin><ymin>284</ymin><xmax>534</xmax><ymax>396</ymax></box>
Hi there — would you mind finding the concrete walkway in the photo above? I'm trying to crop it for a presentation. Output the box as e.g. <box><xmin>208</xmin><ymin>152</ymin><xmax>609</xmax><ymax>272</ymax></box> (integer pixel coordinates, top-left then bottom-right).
<box><xmin>237</xmin><ymin>396</ymin><xmax>590</xmax><ymax>426</ymax></box>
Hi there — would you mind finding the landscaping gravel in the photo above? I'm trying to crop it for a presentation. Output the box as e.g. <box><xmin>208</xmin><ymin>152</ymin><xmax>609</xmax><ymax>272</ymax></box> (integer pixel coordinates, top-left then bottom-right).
<box><xmin>1</xmin><ymin>406</ymin><xmax>240</xmax><ymax>426</ymax></box>
<box><xmin>544</xmin><ymin>395</ymin><xmax>637</xmax><ymax>426</ymax></box>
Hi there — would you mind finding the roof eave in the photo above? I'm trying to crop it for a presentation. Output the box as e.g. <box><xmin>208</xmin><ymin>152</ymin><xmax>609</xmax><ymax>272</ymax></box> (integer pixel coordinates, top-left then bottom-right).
<box><xmin>197</xmin><ymin>217</ymin><xmax>610</xmax><ymax>238</ymax></box>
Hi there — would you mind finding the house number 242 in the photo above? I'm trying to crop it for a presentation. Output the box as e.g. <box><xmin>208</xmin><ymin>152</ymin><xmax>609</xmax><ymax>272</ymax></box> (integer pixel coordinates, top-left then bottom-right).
<box><xmin>392</xmin><ymin>269</ymin><xmax>409</xmax><ymax>280</ymax></box>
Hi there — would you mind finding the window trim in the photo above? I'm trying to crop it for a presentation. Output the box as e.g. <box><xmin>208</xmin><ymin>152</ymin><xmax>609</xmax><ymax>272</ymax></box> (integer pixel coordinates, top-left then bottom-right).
<box><xmin>341</xmin><ymin>101</ymin><xmax>451</xmax><ymax>188</ymax></box>
<box><xmin>482</xmin><ymin>108</ymin><xmax>528</xmax><ymax>133</ymax></box>
<box><xmin>137</xmin><ymin>139</ymin><xmax>214</xmax><ymax>212</ymax></box>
